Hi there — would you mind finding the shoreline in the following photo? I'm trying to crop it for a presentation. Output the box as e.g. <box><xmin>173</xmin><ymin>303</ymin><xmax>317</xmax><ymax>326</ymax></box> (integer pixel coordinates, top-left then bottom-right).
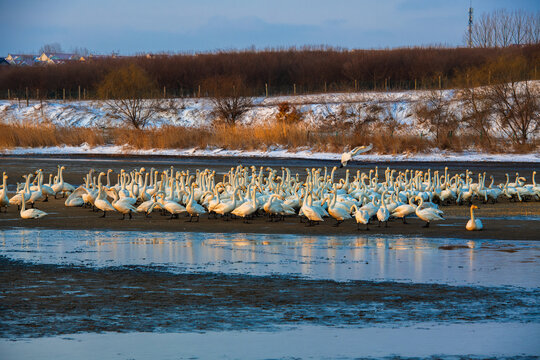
<box><xmin>1</xmin><ymin>198</ymin><xmax>539</xmax><ymax>241</ymax></box>
<box><xmin>1</xmin><ymin>147</ymin><xmax>539</xmax><ymax>163</ymax></box>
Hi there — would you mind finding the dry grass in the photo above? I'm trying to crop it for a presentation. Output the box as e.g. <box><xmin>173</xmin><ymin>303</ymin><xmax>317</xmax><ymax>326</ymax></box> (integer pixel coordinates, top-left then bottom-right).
<box><xmin>0</xmin><ymin>124</ymin><xmax>104</xmax><ymax>148</ymax></box>
<box><xmin>0</xmin><ymin>122</ymin><xmax>535</xmax><ymax>154</ymax></box>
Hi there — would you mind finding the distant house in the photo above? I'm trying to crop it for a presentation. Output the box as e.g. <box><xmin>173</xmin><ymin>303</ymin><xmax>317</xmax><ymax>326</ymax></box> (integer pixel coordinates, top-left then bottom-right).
<box><xmin>5</xmin><ymin>54</ymin><xmax>37</xmax><ymax>66</ymax></box>
<box><xmin>36</xmin><ymin>52</ymin><xmax>85</xmax><ymax>64</ymax></box>
<box><xmin>0</xmin><ymin>57</ymin><xmax>9</xmax><ymax>66</ymax></box>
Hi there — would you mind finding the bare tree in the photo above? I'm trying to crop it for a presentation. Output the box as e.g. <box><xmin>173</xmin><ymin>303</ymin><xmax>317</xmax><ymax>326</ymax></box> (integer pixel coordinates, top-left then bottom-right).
<box><xmin>484</xmin><ymin>56</ymin><xmax>539</xmax><ymax>145</ymax></box>
<box><xmin>414</xmin><ymin>90</ymin><xmax>459</xmax><ymax>148</ymax></box>
<box><xmin>97</xmin><ymin>64</ymin><xmax>162</xmax><ymax>129</ymax></box>
<box><xmin>458</xmin><ymin>85</ymin><xmax>494</xmax><ymax>147</ymax></box>
<box><xmin>39</xmin><ymin>43</ymin><xmax>62</xmax><ymax>54</ymax></box>
<box><xmin>469</xmin><ymin>9</ymin><xmax>540</xmax><ymax>47</ymax></box>
<box><xmin>205</xmin><ymin>76</ymin><xmax>253</xmax><ymax>126</ymax></box>
<box><xmin>72</xmin><ymin>47</ymin><xmax>91</xmax><ymax>57</ymax></box>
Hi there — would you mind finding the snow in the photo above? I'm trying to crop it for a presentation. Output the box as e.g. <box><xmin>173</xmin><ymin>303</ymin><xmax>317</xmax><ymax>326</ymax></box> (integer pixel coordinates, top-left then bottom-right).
<box><xmin>2</xmin><ymin>86</ymin><xmax>538</xmax><ymax>159</ymax></box>
<box><xmin>0</xmin><ymin>88</ymin><xmax>464</xmax><ymax>129</ymax></box>
<box><xmin>1</xmin><ymin>144</ymin><xmax>539</xmax><ymax>162</ymax></box>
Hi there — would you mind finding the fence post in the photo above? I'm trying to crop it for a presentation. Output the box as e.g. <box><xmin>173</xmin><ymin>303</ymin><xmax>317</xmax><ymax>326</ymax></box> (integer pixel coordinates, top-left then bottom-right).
<box><xmin>324</xmin><ymin>81</ymin><xmax>327</xmax><ymax>93</ymax></box>
<box><xmin>293</xmin><ymin>83</ymin><xmax>296</xmax><ymax>95</ymax></box>
<box><xmin>7</xmin><ymin>89</ymin><xmax>10</xmax><ymax>100</ymax></box>
<box><xmin>354</xmin><ymin>79</ymin><xmax>357</xmax><ymax>92</ymax></box>
<box><xmin>163</xmin><ymin>86</ymin><xmax>166</xmax><ymax>98</ymax></box>
<box><xmin>83</xmin><ymin>88</ymin><xmax>86</xmax><ymax>100</ymax></box>
<box><xmin>265</xmin><ymin>83</ymin><xmax>268</xmax><ymax>97</ymax></box>
<box><xmin>198</xmin><ymin>85</ymin><xmax>201</xmax><ymax>97</ymax></box>
<box><xmin>63</xmin><ymin>88</ymin><xmax>66</xmax><ymax>102</ymax></box>
<box><xmin>78</xmin><ymin>85</ymin><xmax>81</xmax><ymax>100</ymax></box>
<box><xmin>414</xmin><ymin>79</ymin><xmax>417</xmax><ymax>90</ymax></box>
<box><xmin>438</xmin><ymin>75</ymin><xmax>441</xmax><ymax>89</ymax></box>
<box><xmin>26</xmin><ymin>87</ymin><xmax>29</xmax><ymax>106</ymax></box>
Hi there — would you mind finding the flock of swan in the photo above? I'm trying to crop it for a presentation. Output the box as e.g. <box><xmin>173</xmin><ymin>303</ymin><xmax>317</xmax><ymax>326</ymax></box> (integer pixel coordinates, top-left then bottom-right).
<box><xmin>1</xmin><ymin>163</ymin><xmax>539</xmax><ymax>232</ymax></box>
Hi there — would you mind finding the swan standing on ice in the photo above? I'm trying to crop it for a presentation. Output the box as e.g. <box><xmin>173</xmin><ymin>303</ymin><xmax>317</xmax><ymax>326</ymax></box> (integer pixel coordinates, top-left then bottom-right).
<box><xmin>340</xmin><ymin>144</ymin><xmax>373</xmax><ymax>168</ymax></box>
<box><xmin>466</xmin><ymin>205</ymin><xmax>483</xmax><ymax>231</ymax></box>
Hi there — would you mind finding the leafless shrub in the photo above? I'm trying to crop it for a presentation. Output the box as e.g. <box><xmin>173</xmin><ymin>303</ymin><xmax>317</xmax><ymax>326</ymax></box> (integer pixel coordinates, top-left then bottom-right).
<box><xmin>414</xmin><ymin>91</ymin><xmax>459</xmax><ymax>149</ymax></box>
<box><xmin>275</xmin><ymin>102</ymin><xmax>303</xmax><ymax>124</ymax></box>
<box><xmin>484</xmin><ymin>56</ymin><xmax>539</xmax><ymax>145</ymax></box>
<box><xmin>204</xmin><ymin>76</ymin><xmax>253</xmax><ymax>126</ymax></box>
<box><xmin>97</xmin><ymin>64</ymin><xmax>163</xmax><ymax>129</ymax></box>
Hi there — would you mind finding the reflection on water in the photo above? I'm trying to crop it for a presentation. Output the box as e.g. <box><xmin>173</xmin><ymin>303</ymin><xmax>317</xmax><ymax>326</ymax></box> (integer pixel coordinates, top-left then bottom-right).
<box><xmin>1</xmin><ymin>229</ymin><xmax>539</xmax><ymax>287</ymax></box>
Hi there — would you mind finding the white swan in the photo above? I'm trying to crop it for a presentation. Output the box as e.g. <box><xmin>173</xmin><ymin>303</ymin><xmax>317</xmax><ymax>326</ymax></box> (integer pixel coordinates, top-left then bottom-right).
<box><xmin>327</xmin><ymin>191</ymin><xmax>351</xmax><ymax>226</ymax></box>
<box><xmin>466</xmin><ymin>205</ymin><xmax>483</xmax><ymax>231</ymax></box>
<box><xmin>231</xmin><ymin>187</ymin><xmax>258</xmax><ymax>222</ymax></box>
<box><xmin>391</xmin><ymin>197</ymin><xmax>417</xmax><ymax>224</ymax></box>
<box><xmin>350</xmin><ymin>204</ymin><xmax>370</xmax><ymax>230</ymax></box>
<box><xmin>158</xmin><ymin>192</ymin><xmax>187</xmax><ymax>219</ymax></box>
<box><xmin>376</xmin><ymin>191</ymin><xmax>390</xmax><ymax>227</ymax></box>
<box><xmin>111</xmin><ymin>189</ymin><xmax>138</xmax><ymax>220</ymax></box>
<box><xmin>186</xmin><ymin>184</ymin><xmax>207</xmax><ymax>221</ymax></box>
<box><xmin>64</xmin><ymin>186</ymin><xmax>87</xmax><ymax>207</ymax></box>
<box><xmin>94</xmin><ymin>173</ymin><xmax>116</xmax><ymax>217</ymax></box>
<box><xmin>340</xmin><ymin>144</ymin><xmax>373</xmax><ymax>167</ymax></box>
<box><xmin>415</xmin><ymin>196</ymin><xmax>444</xmax><ymax>228</ymax></box>
<box><xmin>0</xmin><ymin>173</ymin><xmax>9</xmax><ymax>212</ymax></box>
<box><xmin>300</xmin><ymin>193</ymin><xmax>324</xmax><ymax>226</ymax></box>
<box><xmin>19</xmin><ymin>190</ymin><xmax>47</xmax><ymax>219</ymax></box>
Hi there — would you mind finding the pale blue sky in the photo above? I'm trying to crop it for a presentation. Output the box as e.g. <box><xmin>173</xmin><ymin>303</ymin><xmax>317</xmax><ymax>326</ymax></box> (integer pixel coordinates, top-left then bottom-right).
<box><xmin>1</xmin><ymin>0</ymin><xmax>538</xmax><ymax>55</ymax></box>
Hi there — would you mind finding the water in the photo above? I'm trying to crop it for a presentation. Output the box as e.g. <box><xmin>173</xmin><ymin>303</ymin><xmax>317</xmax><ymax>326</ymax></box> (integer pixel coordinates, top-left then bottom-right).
<box><xmin>2</xmin><ymin>323</ymin><xmax>540</xmax><ymax>359</ymax></box>
<box><xmin>2</xmin><ymin>228</ymin><xmax>539</xmax><ymax>358</ymax></box>
<box><xmin>1</xmin><ymin>228</ymin><xmax>539</xmax><ymax>287</ymax></box>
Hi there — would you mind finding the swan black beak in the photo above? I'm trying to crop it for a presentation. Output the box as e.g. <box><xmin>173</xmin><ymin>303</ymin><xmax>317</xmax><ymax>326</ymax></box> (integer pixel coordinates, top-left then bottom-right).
<box><xmin>339</xmin><ymin>164</ymin><xmax>343</xmax><ymax>168</ymax></box>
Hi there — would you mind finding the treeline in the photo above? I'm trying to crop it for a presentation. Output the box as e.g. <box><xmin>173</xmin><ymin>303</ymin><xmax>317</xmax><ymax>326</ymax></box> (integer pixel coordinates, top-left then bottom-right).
<box><xmin>1</xmin><ymin>45</ymin><xmax>539</xmax><ymax>99</ymax></box>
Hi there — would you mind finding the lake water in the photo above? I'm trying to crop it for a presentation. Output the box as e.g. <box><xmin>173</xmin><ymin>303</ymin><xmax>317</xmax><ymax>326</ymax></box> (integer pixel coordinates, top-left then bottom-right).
<box><xmin>1</xmin><ymin>228</ymin><xmax>539</xmax><ymax>359</ymax></box>
<box><xmin>1</xmin><ymin>228</ymin><xmax>539</xmax><ymax>287</ymax></box>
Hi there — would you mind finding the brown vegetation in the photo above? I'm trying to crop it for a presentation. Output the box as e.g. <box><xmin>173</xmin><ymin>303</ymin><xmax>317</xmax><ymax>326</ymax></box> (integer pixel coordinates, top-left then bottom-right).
<box><xmin>1</xmin><ymin>45</ymin><xmax>539</xmax><ymax>100</ymax></box>
<box><xmin>97</xmin><ymin>64</ymin><xmax>163</xmax><ymax>129</ymax></box>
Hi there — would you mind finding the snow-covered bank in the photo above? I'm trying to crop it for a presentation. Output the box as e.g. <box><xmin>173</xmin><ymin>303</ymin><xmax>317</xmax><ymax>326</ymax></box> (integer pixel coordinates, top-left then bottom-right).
<box><xmin>0</xmin><ymin>90</ymin><xmax>422</xmax><ymax>128</ymax></box>
<box><xmin>1</xmin><ymin>144</ymin><xmax>538</xmax><ymax>163</ymax></box>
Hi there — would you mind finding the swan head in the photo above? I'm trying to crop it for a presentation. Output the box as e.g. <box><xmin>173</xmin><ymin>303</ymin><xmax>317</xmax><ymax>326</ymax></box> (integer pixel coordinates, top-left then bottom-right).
<box><xmin>471</xmin><ymin>205</ymin><xmax>479</xmax><ymax>210</ymax></box>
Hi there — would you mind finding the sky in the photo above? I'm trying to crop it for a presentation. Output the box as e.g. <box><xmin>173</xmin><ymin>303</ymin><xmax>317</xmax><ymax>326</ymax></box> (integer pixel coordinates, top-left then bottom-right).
<box><xmin>1</xmin><ymin>0</ymin><xmax>538</xmax><ymax>55</ymax></box>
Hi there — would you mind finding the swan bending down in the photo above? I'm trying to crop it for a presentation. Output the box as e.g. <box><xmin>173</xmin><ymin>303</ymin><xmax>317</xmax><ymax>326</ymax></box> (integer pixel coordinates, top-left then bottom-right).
<box><xmin>350</xmin><ymin>204</ymin><xmax>370</xmax><ymax>230</ymax></box>
<box><xmin>19</xmin><ymin>190</ymin><xmax>47</xmax><ymax>219</ymax></box>
<box><xmin>466</xmin><ymin>205</ymin><xmax>483</xmax><ymax>231</ymax></box>
<box><xmin>340</xmin><ymin>144</ymin><xmax>373</xmax><ymax>168</ymax></box>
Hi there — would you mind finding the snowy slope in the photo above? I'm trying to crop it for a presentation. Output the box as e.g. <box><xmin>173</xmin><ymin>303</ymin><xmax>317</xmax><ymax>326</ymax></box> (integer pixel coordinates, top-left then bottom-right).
<box><xmin>0</xmin><ymin>89</ymin><xmax>431</xmax><ymax>129</ymax></box>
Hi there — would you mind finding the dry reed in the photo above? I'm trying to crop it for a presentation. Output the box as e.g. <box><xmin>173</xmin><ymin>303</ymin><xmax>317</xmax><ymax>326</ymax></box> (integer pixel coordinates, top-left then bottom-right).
<box><xmin>0</xmin><ymin>123</ymin><xmax>534</xmax><ymax>154</ymax></box>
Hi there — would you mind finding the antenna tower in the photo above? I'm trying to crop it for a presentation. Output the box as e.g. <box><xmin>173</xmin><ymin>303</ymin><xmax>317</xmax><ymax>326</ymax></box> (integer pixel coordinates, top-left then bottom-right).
<box><xmin>468</xmin><ymin>1</ymin><xmax>473</xmax><ymax>47</ymax></box>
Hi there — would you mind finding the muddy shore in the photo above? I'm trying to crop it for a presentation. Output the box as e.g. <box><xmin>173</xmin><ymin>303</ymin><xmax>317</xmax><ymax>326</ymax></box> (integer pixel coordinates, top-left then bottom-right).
<box><xmin>1</xmin><ymin>196</ymin><xmax>539</xmax><ymax>240</ymax></box>
<box><xmin>1</xmin><ymin>257</ymin><xmax>537</xmax><ymax>338</ymax></box>
<box><xmin>0</xmin><ymin>155</ymin><xmax>538</xmax><ymax>240</ymax></box>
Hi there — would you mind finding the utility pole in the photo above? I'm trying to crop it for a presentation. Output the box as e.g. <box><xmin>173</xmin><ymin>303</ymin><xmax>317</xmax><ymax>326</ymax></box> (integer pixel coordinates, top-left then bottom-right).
<box><xmin>468</xmin><ymin>1</ymin><xmax>473</xmax><ymax>48</ymax></box>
